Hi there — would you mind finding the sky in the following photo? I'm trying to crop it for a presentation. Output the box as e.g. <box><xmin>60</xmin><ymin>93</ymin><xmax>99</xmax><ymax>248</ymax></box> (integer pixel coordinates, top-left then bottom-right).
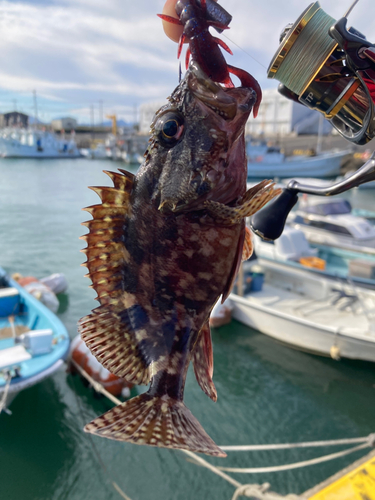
<box><xmin>0</xmin><ymin>0</ymin><xmax>373</xmax><ymax>124</ymax></box>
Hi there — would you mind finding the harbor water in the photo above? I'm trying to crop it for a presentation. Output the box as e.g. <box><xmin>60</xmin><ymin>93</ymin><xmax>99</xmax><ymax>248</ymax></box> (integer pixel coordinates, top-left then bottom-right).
<box><xmin>1</xmin><ymin>158</ymin><xmax>375</xmax><ymax>500</ymax></box>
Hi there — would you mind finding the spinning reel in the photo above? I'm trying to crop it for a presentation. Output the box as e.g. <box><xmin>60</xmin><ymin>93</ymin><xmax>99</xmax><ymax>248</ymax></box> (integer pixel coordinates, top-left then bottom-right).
<box><xmin>251</xmin><ymin>1</ymin><xmax>375</xmax><ymax>242</ymax></box>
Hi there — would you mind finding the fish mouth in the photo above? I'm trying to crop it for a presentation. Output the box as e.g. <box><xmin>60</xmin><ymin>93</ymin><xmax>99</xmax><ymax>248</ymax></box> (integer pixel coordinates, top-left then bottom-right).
<box><xmin>187</xmin><ymin>62</ymin><xmax>254</xmax><ymax>121</ymax></box>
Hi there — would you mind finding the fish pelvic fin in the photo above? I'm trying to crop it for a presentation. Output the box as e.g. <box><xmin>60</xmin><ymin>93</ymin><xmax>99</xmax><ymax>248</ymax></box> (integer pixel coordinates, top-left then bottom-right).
<box><xmin>78</xmin><ymin>307</ymin><xmax>150</xmax><ymax>386</ymax></box>
<box><xmin>84</xmin><ymin>393</ymin><xmax>226</xmax><ymax>458</ymax></box>
<box><xmin>193</xmin><ymin>322</ymin><xmax>217</xmax><ymax>402</ymax></box>
<box><xmin>81</xmin><ymin>169</ymin><xmax>134</xmax><ymax>307</ymax></box>
<box><xmin>242</xmin><ymin>226</ymin><xmax>253</xmax><ymax>262</ymax></box>
<box><xmin>204</xmin><ymin>180</ymin><xmax>282</xmax><ymax>225</ymax></box>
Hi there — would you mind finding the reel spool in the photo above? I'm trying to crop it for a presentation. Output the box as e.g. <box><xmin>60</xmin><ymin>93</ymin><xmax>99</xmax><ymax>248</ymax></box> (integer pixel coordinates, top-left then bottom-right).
<box><xmin>268</xmin><ymin>2</ymin><xmax>375</xmax><ymax>144</ymax></box>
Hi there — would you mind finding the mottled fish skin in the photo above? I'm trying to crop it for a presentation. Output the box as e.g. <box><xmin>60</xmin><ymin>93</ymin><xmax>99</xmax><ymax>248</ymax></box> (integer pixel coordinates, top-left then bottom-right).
<box><xmin>79</xmin><ymin>62</ymin><xmax>281</xmax><ymax>457</ymax></box>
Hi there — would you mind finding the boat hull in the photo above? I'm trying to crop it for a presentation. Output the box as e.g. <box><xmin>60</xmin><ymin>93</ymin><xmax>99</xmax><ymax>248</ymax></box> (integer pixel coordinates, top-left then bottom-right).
<box><xmin>247</xmin><ymin>151</ymin><xmax>348</xmax><ymax>178</ymax></box>
<box><xmin>230</xmin><ymin>293</ymin><xmax>375</xmax><ymax>363</ymax></box>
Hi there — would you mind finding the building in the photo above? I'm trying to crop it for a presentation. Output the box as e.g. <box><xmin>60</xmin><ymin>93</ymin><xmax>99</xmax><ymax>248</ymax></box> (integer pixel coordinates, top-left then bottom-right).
<box><xmin>245</xmin><ymin>87</ymin><xmax>333</xmax><ymax>137</ymax></box>
<box><xmin>139</xmin><ymin>100</ymin><xmax>168</xmax><ymax>135</ymax></box>
<box><xmin>0</xmin><ymin>112</ymin><xmax>29</xmax><ymax>128</ymax></box>
<box><xmin>139</xmin><ymin>88</ymin><xmax>333</xmax><ymax>137</ymax></box>
<box><xmin>51</xmin><ymin>117</ymin><xmax>78</xmax><ymax>132</ymax></box>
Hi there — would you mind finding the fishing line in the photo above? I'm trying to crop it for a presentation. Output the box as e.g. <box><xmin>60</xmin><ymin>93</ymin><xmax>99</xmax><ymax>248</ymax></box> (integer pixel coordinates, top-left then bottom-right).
<box><xmin>71</xmin><ymin>374</ymin><xmax>133</xmax><ymax>500</ymax></box>
<box><xmin>272</xmin><ymin>6</ymin><xmax>337</xmax><ymax>96</ymax></box>
<box><xmin>222</xmin><ymin>33</ymin><xmax>267</xmax><ymax>70</ymax></box>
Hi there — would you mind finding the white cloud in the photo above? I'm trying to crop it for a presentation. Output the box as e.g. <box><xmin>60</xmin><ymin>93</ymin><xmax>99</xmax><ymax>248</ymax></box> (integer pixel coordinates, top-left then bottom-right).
<box><xmin>0</xmin><ymin>0</ymin><xmax>373</xmax><ymax>122</ymax></box>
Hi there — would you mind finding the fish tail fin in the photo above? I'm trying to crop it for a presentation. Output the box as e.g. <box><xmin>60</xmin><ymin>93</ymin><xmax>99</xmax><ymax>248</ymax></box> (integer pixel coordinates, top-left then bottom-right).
<box><xmin>84</xmin><ymin>393</ymin><xmax>226</xmax><ymax>458</ymax></box>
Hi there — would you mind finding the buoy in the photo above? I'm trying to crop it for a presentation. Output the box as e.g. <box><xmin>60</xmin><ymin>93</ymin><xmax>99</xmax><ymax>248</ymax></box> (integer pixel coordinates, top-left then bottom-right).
<box><xmin>330</xmin><ymin>345</ymin><xmax>341</xmax><ymax>361</ymax></box>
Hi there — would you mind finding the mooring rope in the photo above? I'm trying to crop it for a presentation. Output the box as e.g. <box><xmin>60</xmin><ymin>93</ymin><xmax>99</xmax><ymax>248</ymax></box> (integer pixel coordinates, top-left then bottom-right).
<box><xmin>0</xmin><ymin>371</ymin><xmax>12</xmax><ymax>414</ymax></box>
<box><xmin>71</xmin><ymin>361</ymin><xmax>374</xmax><ymax>499</ymax></box>
<box><xmin>216</xmin><ymin>442</ymin><xmax>370</xmax><ymax>474</ymax></box>
<box><xmin>220</xmin><ymin>435</ymin><xmax>375</xmax><ymax>451</ymax></box>
<box><xmin>71</xmin><ymin>365</ymin><xmax>133</xmax><ymax>500</ymax></box>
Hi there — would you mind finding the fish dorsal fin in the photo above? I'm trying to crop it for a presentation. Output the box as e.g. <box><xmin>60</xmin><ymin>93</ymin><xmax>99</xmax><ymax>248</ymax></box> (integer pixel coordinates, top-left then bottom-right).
<box><xmin>193</xmin><ymin>322</ymin><xmax>217</xmax><ymax>402</ymax></box>
<box><xmin>79</xmin><ymin>169</ymin><xmax>150</xmax><ymax>385</ymax></box>
<box><xmin>81</xmin><ymin>169</ymin><xmax>134</xmax><ymax>307</ymax></box>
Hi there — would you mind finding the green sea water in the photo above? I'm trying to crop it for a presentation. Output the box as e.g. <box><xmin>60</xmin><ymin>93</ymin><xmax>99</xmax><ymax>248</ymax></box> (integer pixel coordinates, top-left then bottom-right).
<box><xmin>0</xmin><ymin>158</ymin><xmax>375</xmax><ymax>500</ymax></box>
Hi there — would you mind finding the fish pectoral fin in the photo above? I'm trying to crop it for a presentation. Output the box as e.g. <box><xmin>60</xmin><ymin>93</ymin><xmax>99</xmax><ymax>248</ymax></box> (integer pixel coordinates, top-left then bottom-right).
<box><xmin>193</xmin><ymin>322</ymin><xmax>217</xmax><ymax>402</ymax></box>
<box><xmin>242</xmin><ymin>226</ymin><xmax>253</xmax><ymax>262</ymax></box>
<box><xmin>78</xmin><ymin>307</ymin><xmax>150</xmax><ymax>386</ymax></box>
<box><xmin>84</xmin><ymin>393</ymin><xmax>226</xmax><ymax>457</ymax></box>
<box><xmin>204</xmin><ymin>180</ymin><xmax>282</xmax><ymax>225</ymax></box>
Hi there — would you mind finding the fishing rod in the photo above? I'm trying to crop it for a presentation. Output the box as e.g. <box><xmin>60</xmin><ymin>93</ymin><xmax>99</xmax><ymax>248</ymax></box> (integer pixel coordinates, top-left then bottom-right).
<box><xmin>250</xmin><ymin>0</ymin><xmax>375</xmax><ymax>241</ymax></box>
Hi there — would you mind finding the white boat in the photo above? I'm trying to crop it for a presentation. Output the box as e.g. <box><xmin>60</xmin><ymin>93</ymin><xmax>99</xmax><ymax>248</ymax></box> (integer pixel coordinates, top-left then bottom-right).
<box><xmin>246</xmin><ymin>139</ymin><xmax>350</xmax><ymax>178</ymax></box>
<box><xmin>80</xmin><ymin>143</ymin><xmax>111</xmax><ymax>160</ymax></box>
<box><xmin>288</xmin><ymin>196</ymin><xmax>375</xmax><ymax>253</ymax></box>
<box><xmin>0</xmin><ymin>128</ymin><xmax>81</xmax><ymax>158</ymax></box>
<box><xmin>253</xmin><ymin>225</ymin><xmax>375</xmax><ymax>289</ymax></box>
<box><xmin>230</xmin><ymin>260</ymin><xmax>375</xmax><ymax>362</ymax></box>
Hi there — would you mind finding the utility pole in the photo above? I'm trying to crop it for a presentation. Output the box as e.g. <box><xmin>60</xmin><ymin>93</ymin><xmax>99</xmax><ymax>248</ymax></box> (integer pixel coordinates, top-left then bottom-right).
<box><xmin>90</xmin><ymin>104</ymin><xmax>94</xmax><ymax>128</ymax></box>
<box><xmin>90</xmin><ymin>104</ymin><xmax>95</xmax><ymax>142</ymax></box>
<box><xmin>33</xmin><ymin>90</ymin><xmax>38</xmax><ymax>128</ymax></box>
<box><xmin>99</xmin><ymin>100</ymin><xmax>103</xmax><ymax>126</ymax></box>
<box><xmin>12</xmin><ymin>99</ymin><xmax>17</xmax><ymax>112</ymax></box>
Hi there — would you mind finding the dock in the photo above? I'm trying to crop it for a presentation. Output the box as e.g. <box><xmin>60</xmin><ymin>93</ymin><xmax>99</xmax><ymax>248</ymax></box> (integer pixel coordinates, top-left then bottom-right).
<box><xmin>305</xmin><ymin>450</ymin><xmax>375</xmax><ymax>499</ymax></box>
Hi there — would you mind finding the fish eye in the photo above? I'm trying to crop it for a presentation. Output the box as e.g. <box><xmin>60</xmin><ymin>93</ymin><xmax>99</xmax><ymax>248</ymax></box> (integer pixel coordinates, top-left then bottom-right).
<box><xmin>155</xmin><ymin>111</ymin><xmax>184</xmax><ymax>148</ymax></box>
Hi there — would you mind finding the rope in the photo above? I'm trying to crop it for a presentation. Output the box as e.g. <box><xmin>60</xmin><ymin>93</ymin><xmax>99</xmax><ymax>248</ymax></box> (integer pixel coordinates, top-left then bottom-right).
<box><xmin>231</xmin><ymin>484</ymin><xmax>300</xmax><ymax>500</ymax></box>
<box><xmin>0</xmin><ymin>371</ymin><xmax>12</xmax><ymax>414</ymax></box>
<box><xmin>217</xmin><ymin>442</ymin><xmax>370</xmax><ymax>474</ymax></box>
<box><xmin>71</xmin><ymin>367</ymin><xmax>133</xmax><ymax>500</ymax></box>
<box><xmin>70</xmin><ymin>358</ymin><xmax>121</xmax><ymax>406</ymax></box>
<box><xmin>70</xmin><ymin>358</ymin><xmax>373</xmax><ymax>498</ymax></box>
<box><xmin>220</xmin><ymin>435</ymin><xmax>374</xmax><ymax>451</ymax></box>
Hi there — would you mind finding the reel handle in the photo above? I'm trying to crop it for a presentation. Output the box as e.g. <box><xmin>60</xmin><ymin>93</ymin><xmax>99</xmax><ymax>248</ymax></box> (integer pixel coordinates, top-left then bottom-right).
<box><xmin>250</xmin><ymin>152</ymin><xmax>375</xmax><ymax>241</ymax></box>
<box><xmin>250</xmin><ymin>190</ymin><xmax>298</xmax><ymax>241</ymax></box>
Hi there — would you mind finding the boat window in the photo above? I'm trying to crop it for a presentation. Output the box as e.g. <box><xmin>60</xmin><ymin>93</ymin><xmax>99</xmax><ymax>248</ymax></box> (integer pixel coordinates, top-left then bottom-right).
<box><xmin>304</xmin><ymin>200</ymin><xmax>352</xmax><ymax>216</ymax></box>
<box><xmin>294</xmin><ymin>215</ymin><xmax>305</xmax><ymax>224</ymax></box>
<box><xmin>308</xmin><ymin>220</ymin><xmax>352</xmax><ymax>235</ymax></box>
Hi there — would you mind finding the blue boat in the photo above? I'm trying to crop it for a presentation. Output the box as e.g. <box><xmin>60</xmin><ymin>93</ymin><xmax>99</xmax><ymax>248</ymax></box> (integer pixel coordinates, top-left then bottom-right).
<box><xmin>0</xmin><ymin>266</ymin><xmax>70</xmax><ymax>413</ymax></box>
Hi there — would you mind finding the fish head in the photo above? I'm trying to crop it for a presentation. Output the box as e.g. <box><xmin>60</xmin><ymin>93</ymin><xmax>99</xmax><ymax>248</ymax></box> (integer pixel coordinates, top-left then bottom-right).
<box><xmin>145</xmin><ymin>62</ymin><xmax>257</xmax><ymax>213</ymax></box>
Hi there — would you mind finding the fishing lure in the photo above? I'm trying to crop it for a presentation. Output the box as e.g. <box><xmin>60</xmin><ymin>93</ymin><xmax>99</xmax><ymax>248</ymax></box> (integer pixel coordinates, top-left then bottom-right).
<box><xmin>158</xmin><ymin>0</ymin><xmax>262</xmax><ymax>117</ymax></box>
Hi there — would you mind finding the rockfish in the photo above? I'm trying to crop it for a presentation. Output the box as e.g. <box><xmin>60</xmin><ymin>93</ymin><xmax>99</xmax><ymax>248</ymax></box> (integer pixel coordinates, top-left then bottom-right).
<box><xmin>79</xmin><ymin>62</ymin><xmax>280</xmax><ymax>457</ymax></box>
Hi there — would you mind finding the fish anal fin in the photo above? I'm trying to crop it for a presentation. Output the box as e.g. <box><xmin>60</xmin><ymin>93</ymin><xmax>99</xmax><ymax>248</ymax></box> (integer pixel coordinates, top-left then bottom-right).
<box><xmin>78</xmin><ymin>308</ymin><xmax>150</xmax><ymax>385</ymax></box>
<box><xmin>242</xmin><ymin>226</ymin><xmax>253</xmax><ymax>262</ymax></box>
<box><xmin>193</xmin><ymin>322</ymin><xmax>217</xmax><ymax>402</ymax></box>
<box><xmin>84</xmin><ymin>393</ymin><xmax>226</xmax><ymax>457</ymax></box>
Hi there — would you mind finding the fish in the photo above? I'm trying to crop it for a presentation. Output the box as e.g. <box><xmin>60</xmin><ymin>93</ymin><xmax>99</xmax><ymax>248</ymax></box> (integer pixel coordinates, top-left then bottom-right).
<box><xmin>78</xmin><ymin>61</ymin><xmax>281</xmax><ymax>457</ymax></box>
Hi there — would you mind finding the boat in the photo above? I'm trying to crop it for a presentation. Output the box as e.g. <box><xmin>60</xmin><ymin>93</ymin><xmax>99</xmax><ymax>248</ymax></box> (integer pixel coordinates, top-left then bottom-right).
<box><xmin>0</xmin><ymin>128</ymin><xmax>81</xmax><ymax>158</ymax></box>
<box><xmin>246</xmin><ymin>139</ymin><xmax>350</xmax><ymax>178</ymax></box>
<box><xmin>288</xmin><ymin>196</ymin><xmax>375</xmax><ymax>253</ymax></box>
<box><xmin>80</xmin><ymin>143</ymin><xmax>110</xmax><ymax>160</ymax></box>
<box><xmin>230</xmin><ymin>260</ymin><xmax>375</xmax><ymax>362</ymax></box>
<box><xmin>68</xmin><ymin>335</ymin><xmax>132</xmax><ymax>398</ymax></box>
<box><xmin>253</xmin><ymin>225</ymin><xmax>375</xmax><ymax>289</ymax></box>
<box><xmin>0</xmin><ymin>267</ymin><xmax>70</xmax><ymax>413</ymax></box>
<box><xmin>11</xmin><ymin>272</ymin><xmax>68</xmax><ymax>313</ymax></box>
